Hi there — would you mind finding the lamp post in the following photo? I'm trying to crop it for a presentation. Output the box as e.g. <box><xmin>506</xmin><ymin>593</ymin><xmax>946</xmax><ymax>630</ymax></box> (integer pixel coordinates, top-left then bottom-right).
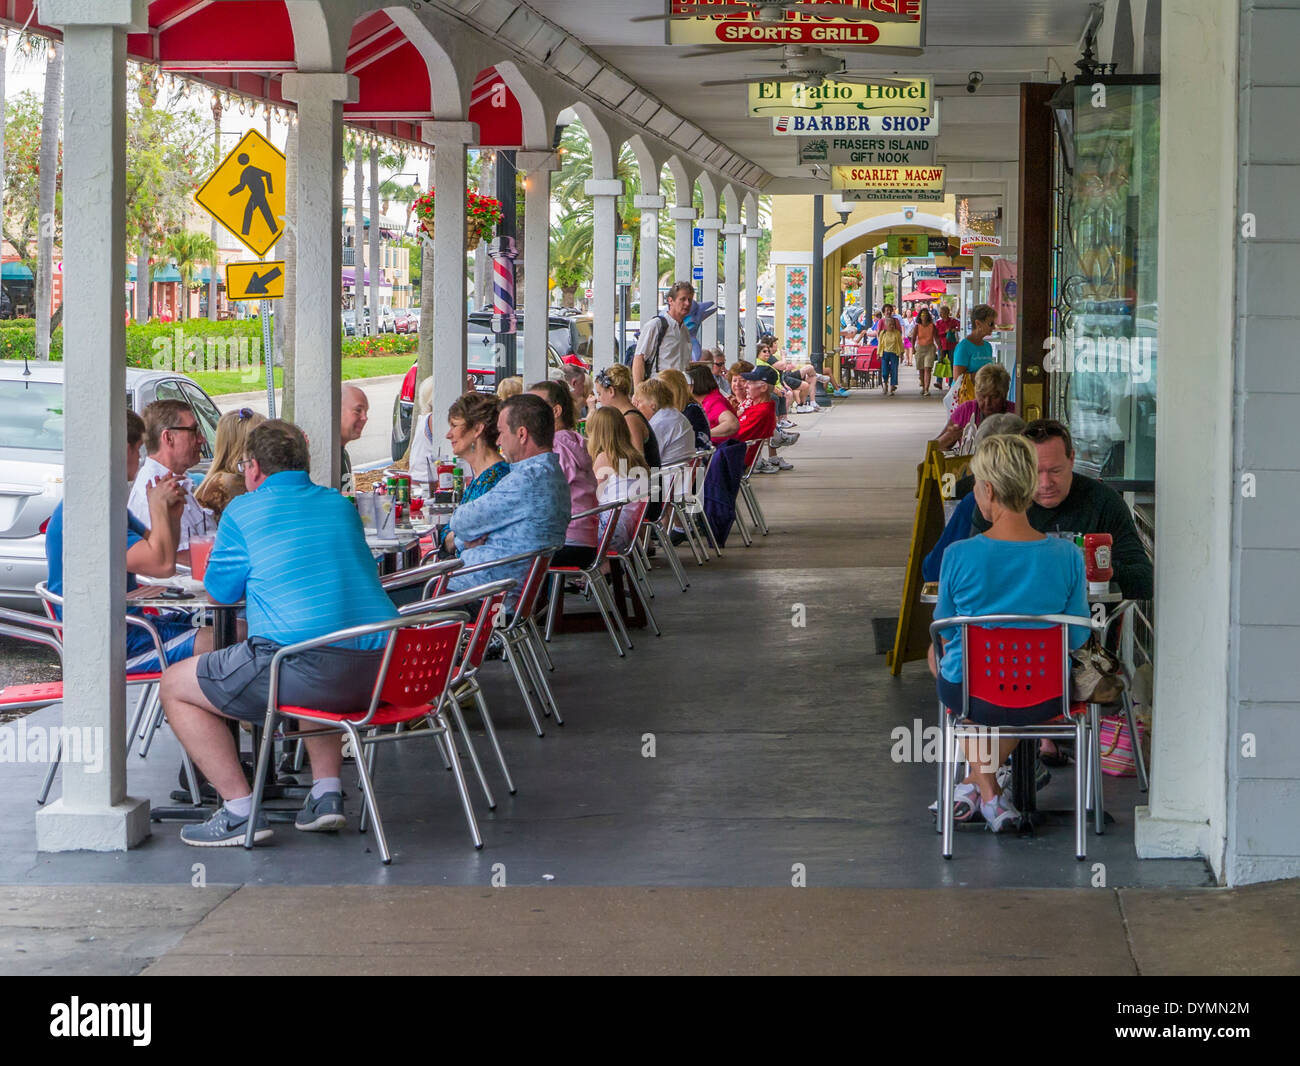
<box><xmin>809</xmin><ymin>196</ymin><xmax>852</xmax><ymax>372</ymax></box>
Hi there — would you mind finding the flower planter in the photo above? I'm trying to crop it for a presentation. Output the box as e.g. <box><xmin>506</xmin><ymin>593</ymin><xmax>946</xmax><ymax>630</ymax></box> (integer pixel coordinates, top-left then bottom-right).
<box><xmin>414</xmin><ymin>189</ymin><xmax>501</xmax><ymax>251</ymax></box>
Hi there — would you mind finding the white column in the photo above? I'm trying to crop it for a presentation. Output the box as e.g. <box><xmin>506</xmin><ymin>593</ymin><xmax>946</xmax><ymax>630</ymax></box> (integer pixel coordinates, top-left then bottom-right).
<box><xmin>697</xmin><ymin>216</ymin><xmax>723</xmax><ymax>349</ymax></box>
<box><xmin>744</xmin><ymin>223</ymin><xmax>760</xmax><ymax>360</ymax></box>
<box><xmin>722</xmin><ymin>223</ymin><xmax>743</xmax><ymax>363</ymax></box>
<box><xmin>423</xmin><ymin>122</ymin><xmax>475</xmax><ymax>423</ymax></box>
<box><xmin>282</xmin><ymin>72</ymin><xmax>355</xmax><ymax>488</ymax></box>
<box><xmin>585</xmin><ymin>178</ymin><xmax>623</xmax><ymax>374</ymax></box>
<box><xmin>519</xmin><ymin>150</ymin><xmax>559</xmax><ymax>386</ymax></box>
<box><xmin>35</xmin><ymin>0</ymin><xmax>148</xmax><ymax>851</ymax></box>
<box><xmin>670</xmin><ymin>204</ymin><xmax>695</xmax><ymax>287</ymax></box>
<box><xmin>1134</xmin><ymin>0</ymin><xmax>1237</xmax><ymax>870</ymax></box>
<box><xmin>635</xmin><ymin>193</ymin><xmax>665</xmax><ymax>323</ymax></box>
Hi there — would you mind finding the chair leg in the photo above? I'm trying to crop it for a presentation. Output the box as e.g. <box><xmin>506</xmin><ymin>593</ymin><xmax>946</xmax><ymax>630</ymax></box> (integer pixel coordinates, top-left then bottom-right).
<box><xmin>941</xmin><ymin>717</ymin><xmax>956</xmax><ymax>859</ymax></box>
<box><xmin>472</xmin><ymin>686</ymin><xmax>516</xmax><ymax>795</ymax></box>
<box><xmin>36</xmin><ymin>734</ymin><xmax>62</xmax><ymax>805</ymax></box>
<box><xmin>1090</xmin><ymin>705</ymin><xmax>1105</xmax><ymax>836</ymax></box>
<box><xmin>699</xmin><ymin>508</ymin><xmax>724</xmax><ymax>556</ymax></box>
<box><xmin>601</xmin><ymin>572</ymin><xmax>635</xmax><ymax>652</ymax></box>
<box><xmin>625</xmin><ymin>555</ymin><xmax>661</xmax><ymax>637</ymax></box>
<box><xmin>1124</xmin><ymin>692</ymin><xmax>1149</xmax><ymax>792</ymax></box>
<box><xmin>527</xmin><ymin>616</ymin><xmax>554</xmax><ymax>671</ymax></box>
<box><xmin>180</xmin><ymin>749</ymin><xmax>203</xmax><ymax>805</ymax></box>
<box><xmin>587</xmin><ymin>573</ymin><xmax>627</xmax><ymax>657</ymax></box>
<box><xmin>347</xmin><ymin>723</ymin><xmax>395</xmax><ymax>863</ymax></box>
<box><xmin>633</xmin><ymin>542</ymin><xmax>656</xmax><ymax>598</ymax></box>
<box><xmin>137</xmin><ymin>695</ymin><xmax>167</xmax><ymax>758</ymax></box>
<box><xmin>359</xmin><ymin>732</ymin><xmax>381</xmax><ymax>833</ymax></box>
<box><xmin>515</xmin><ymin>629</ymin><xmax>562</xmax><ymax>725</ymax></box>
<box><xmin>651</xmin><ymin>523</ymin><xmax>689</xmax><ymax>591</ymax></box>
<box><xmin>934</xmin><ymin>699</ymin><xmax>946</xmax><ymax>834</ymax></box>
<box><xmin>126</xmin><ymin>685</ymin><xmax>152</xmax><ymax>745</ymax></box>
<box><xmin>733</xmin><ymin>501</ymin><xmax>753</xmax><ymax>547</ymax></box>
<box><xmin>1075</xmin><ymin>717</ymin><xmax>1088</xmax><ymax>861</ymax></box>
<box><xmin>544</xmin><ymin>572</ymin><xmax>562</xmax><ymax>643</ymax></box>
<box><xmin>244</xmin><ymin>713</ymin><xmax>278</xmax><ymax>850</ymax></box>
<box><xmin>503</xmin><ymin>639</ymin><xmax>547</xmax><ymax>737</ymax></box>
<box><xmin>446</xmin><ymin>697</ymin><xmax>495</xmax><ymax>810</ymax></box>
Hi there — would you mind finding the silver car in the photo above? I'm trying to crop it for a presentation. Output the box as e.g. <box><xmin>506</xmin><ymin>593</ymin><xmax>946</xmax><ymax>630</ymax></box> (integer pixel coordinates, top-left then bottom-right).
<box><xmin>0</xmin><ymin>362</ymin><xmax>222</xmax><ymax>610</ymax></box>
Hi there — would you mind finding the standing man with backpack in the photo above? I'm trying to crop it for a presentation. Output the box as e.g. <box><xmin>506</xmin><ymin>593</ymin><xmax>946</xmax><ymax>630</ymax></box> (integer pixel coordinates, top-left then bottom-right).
<box><xmin>632</xmin><ymin>281</ymin><xmax>695</xmax><ymax>387</ymax></box>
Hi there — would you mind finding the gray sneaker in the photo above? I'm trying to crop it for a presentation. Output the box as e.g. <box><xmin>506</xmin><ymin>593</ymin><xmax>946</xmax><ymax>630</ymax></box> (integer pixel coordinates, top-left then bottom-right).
<box><xmin>180</xmin><ymin>805</ymin><xmax>272</xmax><ymax>847</ymax></box>
<box><xmin>296</xmin><ymin>790</ymin><xmax>346</xmax><ymax>832</ymax></box>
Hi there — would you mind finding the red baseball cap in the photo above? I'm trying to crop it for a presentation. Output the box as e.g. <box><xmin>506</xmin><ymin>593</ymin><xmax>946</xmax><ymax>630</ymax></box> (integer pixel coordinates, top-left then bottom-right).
<box><xmin>561</xmin><ymin>354</ymin><xmax>587</xmax><ymax>367</ymax></box>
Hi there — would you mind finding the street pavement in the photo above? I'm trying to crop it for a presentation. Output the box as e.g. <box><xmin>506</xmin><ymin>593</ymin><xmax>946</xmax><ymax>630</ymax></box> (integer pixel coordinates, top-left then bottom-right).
<box><xmin>217</xmin><ymin>374</ymin><xmax>405</xmax><ymax>469</ymax></box>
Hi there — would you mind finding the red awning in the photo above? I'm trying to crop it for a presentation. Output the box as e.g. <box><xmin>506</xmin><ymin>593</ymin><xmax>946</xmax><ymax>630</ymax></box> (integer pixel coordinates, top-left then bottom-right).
<box><xmin>916</xmin><ymin>279</ymin><xmax>948</xmax><ymax>293</ymax></box>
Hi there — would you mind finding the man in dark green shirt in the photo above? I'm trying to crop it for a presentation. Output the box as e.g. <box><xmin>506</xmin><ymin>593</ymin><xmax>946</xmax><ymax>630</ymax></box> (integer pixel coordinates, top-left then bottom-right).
<box><xmin>969</xmin><ymin>419</ymin><xmax>1153</xmax><ymax>599</ymax></box>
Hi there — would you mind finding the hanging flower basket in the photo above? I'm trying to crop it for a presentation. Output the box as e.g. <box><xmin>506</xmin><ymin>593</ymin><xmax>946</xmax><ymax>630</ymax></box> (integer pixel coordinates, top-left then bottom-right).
<box><xmin>413</xmin><ymin>189</ymin><xmax>503</xmax><ymax>251</ymax></box>
<box><xmin>841</xmin><ymin>265</ymin><xmax>863</xmax><ymax>290</ymax></box>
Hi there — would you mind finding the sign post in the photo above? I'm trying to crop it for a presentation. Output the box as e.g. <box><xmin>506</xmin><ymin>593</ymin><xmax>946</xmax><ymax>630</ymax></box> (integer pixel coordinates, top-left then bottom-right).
<box><xmin>616</xmin><ymin>233</ymin><xmax>634</xmax><ymax>359</ymax></box>
<box><xmin>196</xmin><ymin>129</ymin><xmax>287</xmax><ymax>418</ymax></box>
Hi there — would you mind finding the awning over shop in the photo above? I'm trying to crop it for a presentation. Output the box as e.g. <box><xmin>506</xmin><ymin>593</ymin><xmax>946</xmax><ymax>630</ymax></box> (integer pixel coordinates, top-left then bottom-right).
<box><xmin>916</xmin><ymin>279</ymin><xmax>948</xmax><ymax>294</ymax></box>
<box><xmin>902</xmin><ymin>290</ymin><xmax>943</xmax><ymax>302</ymax></box>
<box><xmin>152</xmin><ymin>265</ymin><xmax>181</xmax><ymax>283</ymax></box>
<box><xmin>342</xmin><ymin>268</ymin><xmax>387</xmax><ymax>286</ymax></box>
<box><xmin>2</xmin><ymin>261</ymin><xmax>34</xmax><ymax>280</ymax></box>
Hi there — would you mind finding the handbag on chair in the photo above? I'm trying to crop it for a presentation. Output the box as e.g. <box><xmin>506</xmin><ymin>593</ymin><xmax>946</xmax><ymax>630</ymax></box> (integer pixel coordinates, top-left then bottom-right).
<box><xmin>1069</xmin><ymin>635</ymin><xmax>1125</xmax><ymax>704</ymax></box>
<box><xmin>1098</xmin><ymin>714</ymin><xmax>1145</xmax><ymax>777</ymax></box>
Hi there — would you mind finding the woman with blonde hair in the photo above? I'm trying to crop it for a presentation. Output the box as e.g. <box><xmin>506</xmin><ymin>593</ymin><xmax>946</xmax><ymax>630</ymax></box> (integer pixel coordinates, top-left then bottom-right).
<box><xmin>929</xmin><ymin>433</ymin><xmax>1090</xmax><ymax>831</ymax></box>
<box><xmin>496</xmin><ymin>375</ymin><xmax>524</xmax><ymax>400</ymax></box>
<box><xmin>634</xmin><ymin>378</ymin><xmax>694</xmax><ymax>465</ymax></box>
<box><xmin>585</xmin><ymin>406</ymin><xmax>649</xmax><ymax>551</ymax></box>
<box><xmin>935</xmin><ymin>362</ymin><xmax>1013</xmax><ymax>454</ymax></box>
<box><xmin>194</xmin><ymin>407</ymin><xmax>266</xmax><ymax>519</ymax></box>
<box><xmin>590</xmin><ymin>362</ymin><xmax>660</xmax><ymax>475</ymax></box>
<box><xmin>659</xmin><ymin>366</ymin><xmax>711</xmax><ymax>448</ymax></box>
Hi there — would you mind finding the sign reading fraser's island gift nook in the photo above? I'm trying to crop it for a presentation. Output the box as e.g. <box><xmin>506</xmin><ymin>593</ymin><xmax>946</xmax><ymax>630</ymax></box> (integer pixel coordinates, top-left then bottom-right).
<box><xmin>749</xmin><ymin>78</ymin><xmax>932</xmax><ymax>117</ymax></box>
<box><xmin>799</xmin><ymin>136</ymin><xmax>935</xmax><ymax>165</ymax></box>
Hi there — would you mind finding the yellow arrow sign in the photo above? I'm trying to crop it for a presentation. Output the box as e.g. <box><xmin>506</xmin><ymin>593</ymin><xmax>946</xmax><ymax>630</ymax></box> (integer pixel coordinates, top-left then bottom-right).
<box><xmin>226</xmin><ymin>260</ymin><xmax>285</xmax><ymax>301</ymax></box>
<box><xmin>196</xmin><ymin>129</ymin><xmax>286</xmax><ymax>257</ymax></box>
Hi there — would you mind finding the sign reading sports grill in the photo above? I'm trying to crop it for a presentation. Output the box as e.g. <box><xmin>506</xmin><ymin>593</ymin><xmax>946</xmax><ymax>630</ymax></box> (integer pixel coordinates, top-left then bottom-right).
<box><xmin>771</xmin><ymin>105</ymin><xmax>940</xmax><ymax>136</ymax></box>
<box><xmin>749</xmin><ymin>78</ymin><xmax>932</xmax><ymax>117</ymax></box>
<box><xmin>798</xmin><ymin>136</ymin><xmax>935</xmax><ymax>165</ymax></box>
<box><xmin>665</xmin><ymin>0</ymin><xmax>926</xmax><ymax>49</ymax></box>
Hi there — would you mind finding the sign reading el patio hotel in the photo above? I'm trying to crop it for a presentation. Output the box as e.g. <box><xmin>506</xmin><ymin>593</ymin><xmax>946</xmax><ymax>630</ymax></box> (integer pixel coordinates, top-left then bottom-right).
<box><xmin>665</xmin><ymin>0</ymin><xmax>926</xmax><ymax>49</ymax></box>
<box><xmin>749</xmin><ymin>78</ymin><xmax>933</xmax><ymax>117</ymax></box>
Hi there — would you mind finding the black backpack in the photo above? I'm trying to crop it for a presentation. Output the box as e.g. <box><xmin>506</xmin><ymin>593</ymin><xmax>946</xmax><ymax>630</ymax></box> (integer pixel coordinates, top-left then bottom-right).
<box><xmin>630</xmin><ymin>313</ymin><xmax>670</xmax><ymax>372</ymax></box>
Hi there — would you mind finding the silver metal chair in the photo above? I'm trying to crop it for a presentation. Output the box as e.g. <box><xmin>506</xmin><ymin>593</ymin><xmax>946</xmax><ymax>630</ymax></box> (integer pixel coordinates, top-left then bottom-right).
<box><xmin>544</xmin><ymin>502</ymin><xmax>628</xmax><ymax>656</ymax></box>
<box><xmin>246</xmin><ymin>610</ymin><xmax>473</xmax><ymax>863</ymax></box>
<box><xmin>930</xmin><ymin>613</ymin><xmax>1094</xmax><ymax>861</ymax></box>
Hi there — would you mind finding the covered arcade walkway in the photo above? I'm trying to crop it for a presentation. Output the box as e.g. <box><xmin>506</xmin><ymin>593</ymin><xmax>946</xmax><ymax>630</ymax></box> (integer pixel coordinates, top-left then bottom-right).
<box><xmin>0</xmin><ymin>396</ymin><xmax>1209</xmax><ymax>891</ymax></box>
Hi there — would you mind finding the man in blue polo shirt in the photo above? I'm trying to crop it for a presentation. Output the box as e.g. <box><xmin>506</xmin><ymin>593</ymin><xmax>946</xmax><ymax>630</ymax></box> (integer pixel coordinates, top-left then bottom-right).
<box><xmin>160</xmin><ymin>419</ymin><xmax>399</xmax><ymax>847</ymax></box>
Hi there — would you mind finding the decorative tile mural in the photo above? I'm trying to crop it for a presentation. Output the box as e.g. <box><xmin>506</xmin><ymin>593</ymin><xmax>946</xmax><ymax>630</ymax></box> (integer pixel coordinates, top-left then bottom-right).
<box><xmin>784</xmin><ymin>265</ymin><xmax>808</xmax><ymax>356</ymax></box>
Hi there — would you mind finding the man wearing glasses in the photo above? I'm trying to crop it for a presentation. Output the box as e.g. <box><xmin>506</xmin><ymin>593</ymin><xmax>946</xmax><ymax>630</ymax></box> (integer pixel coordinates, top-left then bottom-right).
<box><xmin>129</xmin><ymin>399</ymin><xmax>213</xmax><ymax>567</ymax></box>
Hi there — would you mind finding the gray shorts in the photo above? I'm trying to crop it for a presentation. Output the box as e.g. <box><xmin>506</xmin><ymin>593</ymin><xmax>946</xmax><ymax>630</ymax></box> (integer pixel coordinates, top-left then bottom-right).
<box><xmin>196</xmin><ymin>636</ymin><xmax>389</xmax><ymax>723</ymax></box>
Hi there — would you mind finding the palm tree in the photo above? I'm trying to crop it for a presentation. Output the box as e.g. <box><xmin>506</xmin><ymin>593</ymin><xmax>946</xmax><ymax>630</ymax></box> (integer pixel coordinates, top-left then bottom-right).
<box><xmin>163</xmin><ymin>231</ymin><xmax>217</xmax><ymax>322</ymax></box>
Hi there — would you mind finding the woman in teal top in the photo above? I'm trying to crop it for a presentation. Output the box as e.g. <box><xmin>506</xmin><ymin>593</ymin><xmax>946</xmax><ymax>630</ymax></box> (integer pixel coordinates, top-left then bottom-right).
<box><xmin>930</xmin><ymin>433</ymin><xmax>1090</xmax><ymax>831</ymax></box>
<box><xmin>951</xmin><ymin>303</ymin><xmax>997</xmax><ymax>378</ymax></box>
<box><xmin>438</xmin><ymin>393</ymin><xmax>510</xmax><ymax>554</ymax></box>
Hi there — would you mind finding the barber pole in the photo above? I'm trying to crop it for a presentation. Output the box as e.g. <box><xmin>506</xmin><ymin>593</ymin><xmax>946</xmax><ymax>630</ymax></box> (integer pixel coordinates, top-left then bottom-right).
<box><xmin>490</xmin><ymin>235</ymin><xmax>518</xmax><ymax>335</ymax></box>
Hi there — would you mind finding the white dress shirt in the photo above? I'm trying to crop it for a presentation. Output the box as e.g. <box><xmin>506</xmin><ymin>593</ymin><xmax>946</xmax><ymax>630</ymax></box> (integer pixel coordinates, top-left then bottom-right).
<box><xmin>128</xmin><ymin>455</ymin><xmax>212</xmax><ymax>550</ymax></box>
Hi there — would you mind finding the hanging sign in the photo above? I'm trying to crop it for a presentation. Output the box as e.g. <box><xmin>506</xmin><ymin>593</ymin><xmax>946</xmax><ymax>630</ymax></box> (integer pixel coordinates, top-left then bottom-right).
<box><xmin>750</xmin><ymin>78</ymin><xmax>932</xmax><ymax>117</ymax></box>
<box><xmin>195</xmin><ymin>129</ymin><xmax>286</xmax><ymax>257</ymax></box>
<box><xmin>772</xmin><ymin>104</ymin><xmax>940</xmax><ymax>136</ymax></box>
<box><xmin>832</xmin><ymin>164</ymin><xmax>945</xmax><ymax>199</ymax></box>
<box><xmin>799</xmin><ymin>136</ymin><xmax>935</xmax><ymax>166</ymax></box>
<box><xmin>959</xmin><ymin>235</ymin><xmax>1002</xmax><ymax>255</ymax></box>
<box><xmin>665</xmin><ymin>0</ymin><xmax>926</xmax><ymax>50</ymax></box>
<box><xmin>885</xmin><ymin>234</ymin><xmax>950</xmax><ymax>257</ymax></box>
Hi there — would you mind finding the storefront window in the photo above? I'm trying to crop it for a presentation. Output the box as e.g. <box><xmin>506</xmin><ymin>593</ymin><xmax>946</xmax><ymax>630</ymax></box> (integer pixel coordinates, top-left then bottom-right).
<box><xmin>1058</xmin><ymin>81</ymin><xmax>1160</xmax><ymax>480</ymax></box>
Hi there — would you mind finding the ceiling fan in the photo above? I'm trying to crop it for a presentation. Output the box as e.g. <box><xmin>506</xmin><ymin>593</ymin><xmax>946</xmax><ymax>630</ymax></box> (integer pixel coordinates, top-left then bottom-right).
<box><xmin>699</xmin><ymin>46</ymin><xmax>911</xmax><ymax>88</ymax></box>
<box><xmin>631</xmin><ymin>2</ymin><xmax>918</xmax><ymax>24</ymax></box>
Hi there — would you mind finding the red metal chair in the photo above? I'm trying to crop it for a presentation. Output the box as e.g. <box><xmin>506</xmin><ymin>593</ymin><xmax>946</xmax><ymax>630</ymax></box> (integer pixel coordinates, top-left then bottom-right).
<box><xmin>929</xmin><ymin>613</ymin><xmax>1094</xmax><ymax>860</ymax></box>
<box><xmin>544</xmin><ymin>502</ymin><xmax>627</xmax><ymax>656</ymax></box>
<box><xmin>606</xmin><ymin>497</ymin><xmax>660</xmax><ymax>639</ymax></box>
<box><xmin>399</xmin><ymin>579</ymin><xmax>518</xmax><ymax>797</ymax></box>
<box><xmin>246</xmin><ymin>611</ymin><xmax>471</xmax><ymax>864</ymax></box>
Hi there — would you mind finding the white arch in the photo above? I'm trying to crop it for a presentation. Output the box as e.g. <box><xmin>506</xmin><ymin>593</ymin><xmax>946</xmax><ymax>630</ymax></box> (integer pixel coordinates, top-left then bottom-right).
<box><xmin>493</xmin><ymin>61</ymin><xmax>550</xmax><ymax>150</ymax></box>
<box><xmin>568</xmin><ymin>101</ymin><xmax>615</xmax><ymax>178</ymax></box>
<box><xmin>696</xmin><ymin>171</ymin><xmax>719</xmax><ymax>217</ymax></box>
<box><xmin>722</xmin><ymin>183</ymin><xmax>740</xmax><ymax>222</ymax></box>
<box><xmin>823</xmin><ymin>210</ymin><xmax>957</xmax><ymax>257</ymax></box>
<box><xmin>388</xmin><ymin>6</ymin><xmax>465</xmax><ymax>117</ymax></box>
<box><xmin>625</xmin><ymin>134</ymin><xmax>660</xmax><ymax>195</ymax></box>
<box><xmin>743</xmin><ymin>190</ymin><xmax>759</xmax><ymax>223</ymax></box>
<box><xmin>662</xmin><ymin>155</ymin><xmax>691</xmax><ymax>207</ymax></box>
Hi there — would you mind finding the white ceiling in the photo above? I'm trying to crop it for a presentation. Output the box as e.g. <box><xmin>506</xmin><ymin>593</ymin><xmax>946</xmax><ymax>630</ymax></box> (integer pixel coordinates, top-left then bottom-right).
<box><xmin>521</xmin><ymin>0</ymin><xmax>1095</xmax><ymax>181</ymax></box>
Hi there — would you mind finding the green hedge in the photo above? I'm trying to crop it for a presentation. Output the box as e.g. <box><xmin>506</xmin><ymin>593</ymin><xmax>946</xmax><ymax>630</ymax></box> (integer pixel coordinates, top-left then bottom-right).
<box><xmin>0</xmin><ymin>318</ymin><xmax>417</xmax><ymax>368</ymax></box>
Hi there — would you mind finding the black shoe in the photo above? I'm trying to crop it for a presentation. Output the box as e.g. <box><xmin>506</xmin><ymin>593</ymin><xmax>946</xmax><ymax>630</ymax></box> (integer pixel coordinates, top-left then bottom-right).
<box><xmin>669</xmin><ymin>530</ymin><xmax>688</xmax><ymax>546</ymax></box>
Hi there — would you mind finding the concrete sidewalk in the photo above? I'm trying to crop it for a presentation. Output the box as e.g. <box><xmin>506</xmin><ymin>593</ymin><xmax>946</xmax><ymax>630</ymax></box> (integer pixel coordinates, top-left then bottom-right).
<box><xmin>3</xmin><ymin>882</ymin><xmax>1295</xmax><ymax>975</ymax></box>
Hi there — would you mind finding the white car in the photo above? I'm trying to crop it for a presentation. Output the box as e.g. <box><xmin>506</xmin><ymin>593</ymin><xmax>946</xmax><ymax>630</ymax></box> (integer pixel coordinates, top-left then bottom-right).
<box><xmin>0</xmin><ymin>362</ymin><xmax>222</xmax><ymax>610</ymax></box>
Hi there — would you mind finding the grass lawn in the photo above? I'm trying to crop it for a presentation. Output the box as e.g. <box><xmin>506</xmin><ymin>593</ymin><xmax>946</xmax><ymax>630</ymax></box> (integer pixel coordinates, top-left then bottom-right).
<box><xmin>191</xmin><ymin>354</ymin><xmax>414</xmax><ymax>396</ymax></box>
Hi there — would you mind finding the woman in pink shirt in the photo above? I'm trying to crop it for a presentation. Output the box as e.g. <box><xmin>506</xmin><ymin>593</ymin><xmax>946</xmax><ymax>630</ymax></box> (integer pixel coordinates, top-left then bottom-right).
<box><xmin>530</xmin><ymin>380</ymin><xmax>599</xmax><ymax>568</ymax></box>
<box><xmin>687</xmin><ymin>363</ymin><xmax>739</xmax><ymax>444</ymax></box>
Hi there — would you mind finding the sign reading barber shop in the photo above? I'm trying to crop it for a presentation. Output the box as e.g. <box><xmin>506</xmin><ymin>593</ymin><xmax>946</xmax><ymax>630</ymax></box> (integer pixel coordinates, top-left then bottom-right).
<box><xmin>664</xmin><ymin>0</ymin><xmax>927</xmax><ymax>50</ymax></box>
<box><xmin>750</xmin><ymin>78</ymin><xmax>932</xmax><ymax>117</ymax></box>
<box><xmin>771</xmin><ymin>102</ymin><xmax>940</xmax><ymax>136</ymax></box>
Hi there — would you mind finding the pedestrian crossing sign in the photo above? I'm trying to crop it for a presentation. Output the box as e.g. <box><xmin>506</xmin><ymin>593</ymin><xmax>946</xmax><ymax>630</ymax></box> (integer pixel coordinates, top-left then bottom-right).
<box><xmin>195</xmin><ymin>129</ymin><xmax>286</xmax><ymax>257</ymax></box>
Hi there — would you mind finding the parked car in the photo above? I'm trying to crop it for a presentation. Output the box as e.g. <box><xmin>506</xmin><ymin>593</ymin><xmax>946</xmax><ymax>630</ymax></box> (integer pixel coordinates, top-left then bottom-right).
<box><xmin>362</xmin><ymin>306</ymin><xmax>396</xmax><ymax>334</ymax></box>
<box><xmin>0</xmin><ymin>362</ymin><xmax>221</xmax><ymax>610</ymax></box>
<box><xmin>342</xmin><ymin>310</ymin><xmax>357</xmax><ymax>336</ymax></box>
<box><xmin>390</xmin><ymin>312</ymin><xmax>571</xmax><ymax>459</ymax></box>
<box><xmin>393</xmin><ymin>310</ymin><xmax>415</xmax><ymax>334</ymax></box>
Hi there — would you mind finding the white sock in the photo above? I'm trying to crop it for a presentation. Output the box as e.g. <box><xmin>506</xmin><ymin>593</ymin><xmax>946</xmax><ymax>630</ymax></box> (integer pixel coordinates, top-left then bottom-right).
<box><xmin>225</xmin><ymin>794</ymin><xmax>252</xmax><ymax>817</ymax></box>
<box><xmin>311</xmin><ymin>777</ymin><xmax>342</xmax><ymax>799</ymax></box>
